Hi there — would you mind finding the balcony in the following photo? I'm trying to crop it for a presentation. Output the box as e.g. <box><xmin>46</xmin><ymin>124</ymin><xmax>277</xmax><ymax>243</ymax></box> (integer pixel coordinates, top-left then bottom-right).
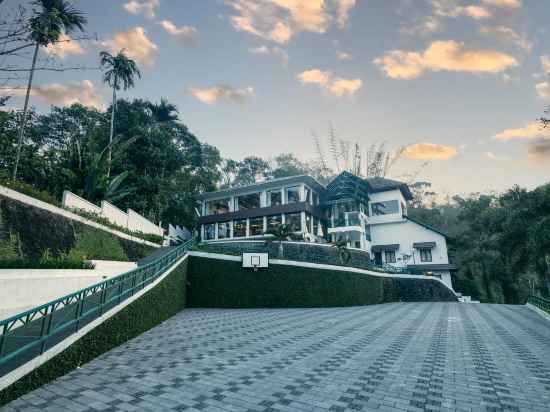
<box><xmin>329</xmin><ymin>211</ymin><xmax>364</xmax><ymax>228</ymax></box>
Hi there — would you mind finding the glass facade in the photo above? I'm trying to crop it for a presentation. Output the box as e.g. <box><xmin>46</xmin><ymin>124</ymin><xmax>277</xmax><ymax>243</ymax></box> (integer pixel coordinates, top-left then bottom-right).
<box><xmin>206</xmin><ymin>198</ymin><xmax>230</xmax><ymax>215</ymax></box>
<box><xmin>204</xmin><ymin>223</ymin><xmax>216</xmax><ymax>240</ymax></box>
<box><xmin>329</xmin><ymin>201</ymin><xmax>363</xmax><ymax>228</ymax></box>
<box><xmin>313</xmin><ymin>216</ymin><xmax>319</xmax><ymax>236</ymax></box>
<box><xmin>267</xmin><ymin>189</ymin><xmax>282</xmax><ymax>206</ymax></box>
<box><xmin>217</xmin><ymin>222</ymin><xmax>230</xmax><ymax>239</ymax></box>
<box><xmin>267</xmin><ymin>215</ymin><xmax>282</xmax><ymax>231</ymax></box>
<box><xmin>286</xmin><ymin>186</ymin><xmax>300</xmax><ymax>203</ymax></box>
<box><xmin>371</xmin><ymin>200</ymin><xmax>400</xmax><ymax>216</ymax></box>
<box><xmin>249</xmin><ymin>217</ymin><xmax>264</xmax><ymax>236</ymax></box>
<box><xmin>305</xmin><ymin>213</ymin><xmax>312</xmax><ymax>233</ymax></box>
<box><xmin>235</xmin><ymin>193</ymin><xmax>260</xmax><ymax>211</ymax></box>
<box><xmin>233</xmin><ymin>219</ymin><xmax>247</xmax><ymax>237</ymax></box>
<box><xmin>286</xmin><ymin>212</ymin><xmax>301</xmax><ymax>232</ymax></box>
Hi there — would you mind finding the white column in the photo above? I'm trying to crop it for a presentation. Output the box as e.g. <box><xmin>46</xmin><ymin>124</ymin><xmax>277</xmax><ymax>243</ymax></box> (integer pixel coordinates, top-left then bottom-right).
<box><xmin>263</xmin><ymin>216</ymin><xmax>267</xmax><ymax>232</ymax></box>
<box><xmin>230</xmin><ymin>196</ymin><xmax>236</xmax><ymax>212</ymax></box>
<box><xmin>281</xmin><ymin>214</ymin><xmax>286</xmax><ymax>224</ymax></box>
<box><xmin>301</xmin><ymin>211</ymin><xmax>306</xmax><ymax>234</ymax></box>
<box><xmin>246</xmin><ymin>218</ymin><xmax>250</xmax><ymax>237</ymax></box>
<box><xmin>229</xmin><ymin>221</ymin><xmax>234</xmax><ymax>238</ymax></box>
<box><xmin>214</xmin><ymin>223</ymin><xmax>219</xmax><ymax>240</ymax></box>
<box><xmin>300</xmin><ymin>184</ymin><xmax>306</xmax><ymax>202</ymax></box>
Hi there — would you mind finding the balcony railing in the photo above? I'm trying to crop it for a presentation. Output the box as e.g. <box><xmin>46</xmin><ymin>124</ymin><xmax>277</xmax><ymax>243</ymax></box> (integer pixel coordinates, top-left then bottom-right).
<box><xmin>330</xmin><ymin>211</ymin><xmax>363</xmax><ymax>228</ymax></box>
<box><xmin>527</xmin><ymin>295</ymin><xmax>550</xmax><ymax>314</ymax></box>
<box><xmin>0</xmin><ymin>238</ymin><xmax>196</xmax><ymax>378</ymax></box>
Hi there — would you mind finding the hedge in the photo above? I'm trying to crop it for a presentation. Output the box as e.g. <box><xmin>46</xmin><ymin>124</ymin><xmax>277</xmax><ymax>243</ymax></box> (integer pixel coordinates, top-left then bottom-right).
<box><xmin>186</xmin><ymin>256</ymin><xmax>457</xmax><ymax>308</ymax></box>
<box><xmin>0</xmin><ymin>195</ymin><xmax>155</xmax><ymax>263</ymax></box>
<box><xmin>0</xmin><ymin>258</ymin><xmax>188</xmax><ymax>407</ymax></box>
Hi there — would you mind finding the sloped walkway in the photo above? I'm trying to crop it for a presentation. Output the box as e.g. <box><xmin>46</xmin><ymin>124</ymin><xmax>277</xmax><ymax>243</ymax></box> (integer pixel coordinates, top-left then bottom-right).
<box><xmin>3</xmin><ymin>303</ymin><xmax>550</xmax><ymax>412</ymax></box>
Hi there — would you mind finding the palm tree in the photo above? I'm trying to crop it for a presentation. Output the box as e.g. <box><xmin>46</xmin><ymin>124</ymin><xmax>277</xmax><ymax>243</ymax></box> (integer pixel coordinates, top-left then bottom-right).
<box><xmin>99</xmin><ymin>49</ymin><xmax>141</xmax><ymax>176</ymax></box>
<box><xmin>332</xmin><ymin>236</ymin><xmax>351</xmax><ymax>265</ymax></box>
<box><xmin>264</xmin><ymin>223</ymin><xmax>292</xmax><ymax>258</ymax></box>
<box><xmin>12</xmin><ymin>0</ymin><xmax>87</xmax><ymax>180</ymax></box>
<box><xmin>148</xmin><ymin>98</ymin><xmax>178</xmax><ymax>122</ymax></box>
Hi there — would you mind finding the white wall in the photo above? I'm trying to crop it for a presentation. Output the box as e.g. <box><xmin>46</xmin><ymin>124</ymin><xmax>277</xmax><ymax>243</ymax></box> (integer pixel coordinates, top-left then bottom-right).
<box><xmin>62</xmin><ymin>191</ymin><xmax>102</xmax><ymax>215</ymax></box>
<box><xmin>101</xmin><ymin>200</ymin><xmax>128</xmax><ymax>228</ymax></box>
<box><xmin>128</xmin><ymin>209</ymin><xmax>163</xmax><ymax>237</ymax></box>
<box><xmin>370</xmin><ymin>219</ymin><xmax>449</xmax><ymax>267</ymax></box>
<box><xmin>368</xmin><ymin>189</ymin><xmax>406</xmax><ymax>225</ymax></box>
<box><xmin>0</xmin><ymin>261</ymin><xmax>137</xmax><ymax>321</ymax></box>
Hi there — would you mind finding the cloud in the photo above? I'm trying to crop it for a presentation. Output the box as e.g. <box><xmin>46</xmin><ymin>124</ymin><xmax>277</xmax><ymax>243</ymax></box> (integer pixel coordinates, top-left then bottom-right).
<box><xmin>100</xmin><ymin>27</ymin><xmax>158</xmax><ymax>66</ymax></box>
<box><xmin>225</xmin><ymin>0</ymin><xmax>357</xmax><ymax>44</ymax></box>
<box><xmin>374</xmin><ymin>40</ymin><xmax>518</xmax><ymax>79</ymax></box>
<box><xmin>536</xmin><ymin>82</ymin><xmax>550</xmax><ymax>99</ymax></box>
<box><xmin>480</xmin><ymin>26</ymin><xmax>532</xmax><ymax>51</ymax></box>
<box><xmin>159</xmin><ymin>20</ymin><xmax>198</xmax><ymax>43</ymax></box>
<box><xmin>2</xmin><ymin>80</ymin><xmax>103</xmax><ymax>109</ymax></box>
<box><xmin>189</xmin><ymin>85</ymin><xmax>254</xmax><ymax>104</ymax></box>
<box><xmin>481</xmin><ymin>0</ymin><xmax>522</xmax><ymax>9</ymax></box>
<box><xmin>541</xmin><ymin>56</ymin><xmax>550</xmax><ymax>74</ymax></box>
<box><xmin>485</xmin><ymin>151</ymin><xmax>497</xmax><ymax>160</ymax></box>
<box><xmin>336</xmin><ymin>51</ymin><xmax>352</xmax><ymax>60</ymax></box>
<box><xmin>42</xmin><ymin>34</ymin><xmax>84</xmax><ymax>58</ymax></box>
<box><xmin>527</xmin><ymin>139</ymin><xmax>550</xmax><ymax>162</ymax></box>
<box><xmin>123</xmin><ymin>0</ymin><xmax>160</xmax><ymax>19</ymax></box>
<box><xmin>493</xmin><ymin>121</ymin><xmax>550</xmax><ymax>140</ymax></box>
<box><xmin>249</xmin><ymin>45</ymin><xmax>289</xmax><ymax>65</ymax></box>
<box><xmin>404</xmin><ymin>143</ymin><xmax>458</xmax><ymax>160</ymax></box>
<box><xmin>432</xmin><ymin>1</ymin><xmax>492</xmax><ymax>20</ymax></box>
<box><xmin>297</xmin><ymin>69</ymin><xmax>362</xmax><ymax>97</ymax></box>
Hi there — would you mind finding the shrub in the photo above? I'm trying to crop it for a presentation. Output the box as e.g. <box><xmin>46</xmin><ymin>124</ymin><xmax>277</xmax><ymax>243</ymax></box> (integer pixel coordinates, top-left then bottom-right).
<box><xmin>0</xmin><ymin>259</ymin><xmax>93</xmax><ymax>269</ymax></box>
<box><xmin>0</xmin><ymin>179</ymin><xmax>59</xmax><ymax>206</ymax></box>
<box><xmin>68</xmin><ymin>229</ymin><xmax>128</xmax><ymax>261</ymax></box>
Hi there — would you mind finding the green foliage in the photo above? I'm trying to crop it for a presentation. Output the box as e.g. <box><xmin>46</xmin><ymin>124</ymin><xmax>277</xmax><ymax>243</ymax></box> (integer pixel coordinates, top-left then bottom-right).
<box><xmin>0</xmin><ymin>258</ymin><xmax>93</xmax><ymax>269</ymax></box>
<box><xmin>0</xmin><ymin>177</ymin><xmax>59</xmax><ymax>206</ymax></box>
<box><xmin>0</xmin><ymin>232</ymin><xmax>20</xmax><ymax>260</ymax></box>
<box><xmin>0</xmin><ymin>259</ymin><xmax>188</xmax><ymax>407</ymax></box>
<box><xmin>68</xmin><ymin>229</ymin><xmax>128</xmax><ymax>261</ymax></box>
<box><xmin>186</xmin><ymin>256</ymin><xmax>456</xmax><ymax>308</ymax></box>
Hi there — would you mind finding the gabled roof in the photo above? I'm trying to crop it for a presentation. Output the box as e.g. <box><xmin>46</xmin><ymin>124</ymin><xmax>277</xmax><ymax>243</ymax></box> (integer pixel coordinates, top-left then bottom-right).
<box><xmin>405</xmin><ymin>215</ymin><xmax>449</xmax><ymax>238</ymax></box>
<box><xmin>364</xmin><ymin>176</ymin><xmax>414</xmax><ymax>200</ymax></box>
<box><xmin>325</xmin><ymin>171</ymin><xmax>371</xmax><ymax>203</ymax></box>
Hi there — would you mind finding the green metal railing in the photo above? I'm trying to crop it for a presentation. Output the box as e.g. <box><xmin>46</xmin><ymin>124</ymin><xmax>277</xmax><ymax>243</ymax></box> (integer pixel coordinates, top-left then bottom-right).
<box><xmin>0</xmin><ymin>238</ymin><xmax>195</xmax><ymax>378</ymax></box>
<box><xmin>527</xmin><ymin>295</ymin><xmax>550</xmax><ymax>314</ymax></box>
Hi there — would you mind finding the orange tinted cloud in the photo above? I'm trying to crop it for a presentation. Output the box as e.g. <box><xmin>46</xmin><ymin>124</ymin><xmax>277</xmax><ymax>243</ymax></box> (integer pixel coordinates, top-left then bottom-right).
<box><xmin>404</xmin><ymin>143</ymin><xmax>458</xmax><ymax>160</ymax></box>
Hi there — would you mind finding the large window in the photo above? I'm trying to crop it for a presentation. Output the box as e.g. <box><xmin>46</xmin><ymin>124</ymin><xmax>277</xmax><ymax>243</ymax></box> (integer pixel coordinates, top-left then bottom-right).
<box><xmin>286</xmin><ymin>212</ymin><xmax>301</xmax><ymax>232</ymax></box>
<box><xmin>233</xmin><ymin>219</ymin><xmax>247</xmax><ymax>237</ymax></box>
<box><xmin>249</xmin><ymin>217</ymin><xmax>264</xmax><ymax>236</ymax></box>
<box><xmin>385</xmin><ymin>250</ymin><xmax>396</xmax><ymax>263</ymax></box>
<box><xmin>206</xmin><ymin>198</ymin><xmax>230</xmax><ymax>215</ymax></box>
<box><xmin>304</xmin><ymin>187</ymin><xmax>312</xmax><ymax>204</ymax></box>
<box><xmin>267</xmin><ymin>189</ymin><xmax>282</xmax><ymax>206</ymax></box>
<box><xmin>371</xmin><ymin>200</ymin><xmax>400</xmax><ymax>216</ymax></box>
<box><xmin>286</xmin><ymin>186</ymin><xmax>300</xmax><ymax>204</ymax></box>
<box><xmin>235</xmin><ymin>193</ymin><xmax>260</xmax><ymax>211</ymax></box>
<box><xmin>204</xmin><ymin>224</ymin><xmax>216</xmax><ymax>240</ymax></box>
<box><xmin>420</xmin><ymin>249</ymin><xmax>432</xmax><ymax>262</ymax></box>
<box><xmin>313</xmin><ymin>217</ymin><xmax>319</xmax><ymax>236</ymax></box>
<box><xmin>267</xmin><ymin>215</ymin><xmax>282</xmax><ymax>231</ymax></box>
<box><xmin>217</xmin><ymin>222</ymin><xmax>230</xmax><ymax>239</ymax></box>
<box><xmin>305</xmin><ymin>213</ymin><xmax>312</xmax><ymax>234</ymax></box>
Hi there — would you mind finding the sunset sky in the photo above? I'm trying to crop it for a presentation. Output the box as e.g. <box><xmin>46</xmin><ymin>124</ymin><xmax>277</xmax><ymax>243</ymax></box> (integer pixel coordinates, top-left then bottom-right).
<box><xmin>3</xmin><ymin>0</ymin><xmax>550</xmax><ymax>197</ymax></box>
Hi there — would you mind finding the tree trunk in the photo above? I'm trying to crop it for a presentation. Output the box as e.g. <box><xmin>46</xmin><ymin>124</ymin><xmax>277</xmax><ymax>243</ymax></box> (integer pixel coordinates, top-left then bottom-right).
<box><xmin>107</xmin><ymin>84</ymin><xmax>117</xmax><ymax>177</ymax></box>
<box><xmin>12</xmin><ymin>42</ymin><xmax>39</xmax><ymax>181</ymax></box>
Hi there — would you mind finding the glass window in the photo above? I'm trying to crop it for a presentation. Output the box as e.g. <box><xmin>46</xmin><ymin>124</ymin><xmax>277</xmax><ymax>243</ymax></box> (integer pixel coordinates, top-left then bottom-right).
<box><xmin>313</xmin><ymin>217</ymin><xmax>319</xmax><ymax>236</ymax></box>
<box><xmin>371</xmin><ymin>200</ymin><xmax>400</xmax><ymax>216</ymax></box>
<box><xmin>204</xmin><ymin>224</ymin><xmax>216</xmax><ymax>240</ymax></box>
<box><xmin>385</xmin><ymin>250</ymin><xmax>396</xmax><ymax>263</ymax></box>
<box><xmin>286</xmin><ymin>213</ymin><xmax>301</xmax><ymax>232</ymax></box>
<box><xmin>305</xmin><ymin>213</ymin><xmax>312</xmax><ymax>233</ymax></box>
<box><xmin>286</xmin><ymin>186</ymin><xmax>300</xmax><ymax>204</ymax></box>
<box><xmin>249</xmin><ymin>217</ymin><xmax>264</xmax><ymax>236</ymax></box>
<box><xmin>420</xmin><ymin>249</ymin><xmax>432</xmax><ymax>262</ymax></box>
<box><xmin>312</xmin><ymin>191</ymin><xmax>319</xmax><ymax>205</ymax></box>
<box><xmin>267</xmin><ymin>215</ymin><xmax>282</xmax><ymax>231</ymax></box>
<box><xmin>217</xmin><ymin>222</ymin><xmax>230</xmax><ymax>239</ymax></box>
<box><xmin>233</xmin><ymin>219</ymin><xmax>246</xmax><ymax>237</ymax></box>
<box><xmin>235</xmin><ymin>193</ymin><xmax>260</xmax><ymax>211</ymax></box>
<box><xmin>206</xmin><ymin>198</ymin><xmax>230</xmax><ymax>215</ymax></box>
<box><xmin>267</xmin><ymin>189</ymin><xmax>282</xmax><ymax>206</ymax></box>
<box><xmin>304</xmin><ymin>187</ymin><xmax>312</xmax><ymax>204</ymax></box>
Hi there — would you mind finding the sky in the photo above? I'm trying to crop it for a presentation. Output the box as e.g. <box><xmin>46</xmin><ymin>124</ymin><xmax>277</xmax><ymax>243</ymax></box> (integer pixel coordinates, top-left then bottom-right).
<box><xmin>2</xmin><ymin>0</ymin><xmax>550</xmax><ymax>197</ymax></box>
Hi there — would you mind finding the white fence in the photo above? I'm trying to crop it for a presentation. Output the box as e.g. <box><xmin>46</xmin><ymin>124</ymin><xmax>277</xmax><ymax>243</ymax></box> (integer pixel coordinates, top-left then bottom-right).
<box><xmin>62</xmin><ymin>191</ymin><xmax>164</xmax><ymax>237</ymax></box>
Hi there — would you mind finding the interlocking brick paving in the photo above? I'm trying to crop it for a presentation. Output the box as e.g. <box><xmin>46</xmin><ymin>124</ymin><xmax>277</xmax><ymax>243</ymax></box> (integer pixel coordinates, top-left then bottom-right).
<box><xmin>3</xmin><ymin>303</ymin><xmax>550</xmax><ymax>412</ymax></box>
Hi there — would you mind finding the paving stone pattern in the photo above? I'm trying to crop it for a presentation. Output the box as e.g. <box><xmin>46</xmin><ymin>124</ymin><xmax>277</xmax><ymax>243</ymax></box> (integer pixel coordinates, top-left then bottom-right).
<box><xmin>3</xmin><ymin>303</ymin><xmax>550</xmax><ymax>412</ymax></box>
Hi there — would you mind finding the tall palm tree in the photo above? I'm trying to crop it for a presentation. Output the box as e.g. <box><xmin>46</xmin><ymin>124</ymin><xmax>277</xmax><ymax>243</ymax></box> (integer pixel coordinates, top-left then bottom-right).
<box><xmin>99</xmin><ymin>49</ymin><xmax>141</xmax><ymax>176</ymax></box>
<box><xmin>12</xmin><ymin>0</ymin><xmax>86</xmax><ymax>180</ymax></box>
<box><xmin>264</xmin><ymin>223</ymin><xmax>293</xmax><ymax>258</ymax></box>
<box><xmin>148</xmin><ymin>98</ymin><xmax>178</xmax><ymax>123</ymax></box>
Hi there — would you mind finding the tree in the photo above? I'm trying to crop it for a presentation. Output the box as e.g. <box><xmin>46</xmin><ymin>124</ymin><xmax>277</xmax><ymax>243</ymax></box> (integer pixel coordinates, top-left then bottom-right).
<box><xmin>264</xmin><ymin>223</ymin><xmax>292</xmax><ymax>258</ymax></box>
<box><xmin>12</xmin><ymin>0</ymin><xmax>87</xmax><ymax>181</ymax></box>
<box><xmin>147</xmin><ymin>98</ymin><xmax>178</xmax><ymax>122</ymax></box>
<box><xmin>332</xmin><ymin>236</ymin><xmax>351</xmax><ymax>265</ymax></box>
<box><xmin>99</xmin><ymin>49</ymin><xmax>141</xmax><ymax>176</ymax></box>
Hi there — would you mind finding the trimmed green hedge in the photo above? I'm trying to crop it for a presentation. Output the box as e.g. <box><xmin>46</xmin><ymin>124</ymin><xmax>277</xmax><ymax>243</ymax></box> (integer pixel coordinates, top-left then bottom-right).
<box><xmin>0</xmin><ymin>195</ymin><xmax>155</xmax><ymax>262</ymax></box>
<box><xmin>186</xmin><ymin>256</ymin><xmax>457</xmax><ymax>308</ymax></box>
<box><xmin>0</xmin><ymin>259</ymin><xmax>188</xmax><ymax>407</ymax></box>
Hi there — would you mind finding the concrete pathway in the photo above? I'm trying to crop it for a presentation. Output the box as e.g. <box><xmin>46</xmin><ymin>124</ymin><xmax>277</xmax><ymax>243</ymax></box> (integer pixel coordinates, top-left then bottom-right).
<box><xmin>3</xmin><ymin>303</ymin><xmax>550</xmax><ymax>412</ymax></box>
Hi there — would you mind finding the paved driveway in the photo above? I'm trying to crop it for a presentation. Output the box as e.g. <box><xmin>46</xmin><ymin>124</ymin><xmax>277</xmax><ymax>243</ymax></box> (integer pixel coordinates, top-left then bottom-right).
<box><xmin>3</xmin><ymin>303</ymin><xmax>550</xmax><ymax>412</ymax></box>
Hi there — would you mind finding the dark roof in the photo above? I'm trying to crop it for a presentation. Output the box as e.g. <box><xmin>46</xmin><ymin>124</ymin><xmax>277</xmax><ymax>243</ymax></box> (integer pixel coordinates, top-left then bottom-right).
<box><xmin>413</xmin><ymin>241</ymin><xmax>436</xmax><ymax>249</ymax></box>
<box><xmin>364</xmin><ymin>177</ymin><xmax>414</xmax><ymax>200</ymax></box>
<box><xmin>325</xmin><ymin>171</ymin><xmax>370</xmax><ymax>203</ymax></box>
<box><xmin>406</xmin><ymin>216</ymin><xmax>449</xmax><ymax>238</ymax></box>
<box><xmin>371</xmin><ymin>244</ymin><xmax>400</xmax><ymax>252</ymax></box>
<box><xmin>407</xmin><ymin>263</ymin><xmax>457</xmax><ymax>271</ymax></box>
